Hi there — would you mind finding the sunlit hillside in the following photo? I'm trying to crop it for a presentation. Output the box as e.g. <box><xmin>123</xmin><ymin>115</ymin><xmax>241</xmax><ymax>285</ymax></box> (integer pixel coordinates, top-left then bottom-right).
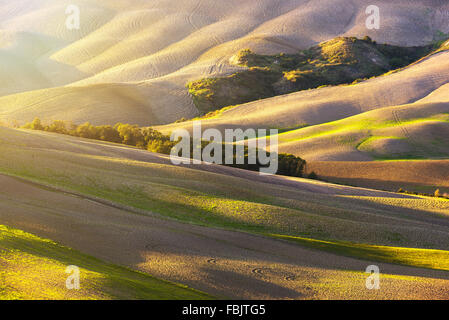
<box><xmin>0</xmin><ymin>225</ymin><xmax>210</xmax><ymax>300</ymax></box>
<box><xmin>1</xmin><ymin>0</ymin><xmax>449</xmax><ymax>301</ymax></box>
<box><xmin>1</xmin><ymin>126</ymin><xmax>449</xmax><ymax>299</ymax></box>
<box><xmin>0</xmin><ymin>0</ymin><xmax>448</xmax><ymax>125</ymax></box>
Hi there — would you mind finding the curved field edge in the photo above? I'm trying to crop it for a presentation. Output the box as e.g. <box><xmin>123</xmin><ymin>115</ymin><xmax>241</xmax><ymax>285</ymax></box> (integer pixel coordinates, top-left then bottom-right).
<box><xmin>307</xmin><ymin>160</ymin><xmax>449</xmax><ymax>194</ymax></box>
<box><xmin>0</xmin><ymin>224</ymin><xmax>212</xmax><ymax>300</ymax></box>
<box><xmin>270</xmin><ymin>234</ymin><xmax>449</xmax><ymax>273</ymax></box>
<box><xmin>1</xmin><ymin>170</ymin><xmax>448</xmax><ymax>276</ymax></box>
<box><xmin>1</xmin><ymin>128</ymin><xmax>449</xmax><ymax>273</ymax></box>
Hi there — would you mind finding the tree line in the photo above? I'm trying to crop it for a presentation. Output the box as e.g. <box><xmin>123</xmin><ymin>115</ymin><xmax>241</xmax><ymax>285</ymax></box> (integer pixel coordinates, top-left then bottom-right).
<box><xmin>22</xmin><ymin>118</ymin><xmax>313</xmax><ymax>178</ymax></box>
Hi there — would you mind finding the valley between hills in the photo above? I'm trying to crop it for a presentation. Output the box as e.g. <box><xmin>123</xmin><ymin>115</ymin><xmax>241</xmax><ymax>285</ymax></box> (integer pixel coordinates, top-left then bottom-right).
<box><xmin>1</xmin><ymin>0</ymin><xmax>449</xmax><ymax>300</ymax></box>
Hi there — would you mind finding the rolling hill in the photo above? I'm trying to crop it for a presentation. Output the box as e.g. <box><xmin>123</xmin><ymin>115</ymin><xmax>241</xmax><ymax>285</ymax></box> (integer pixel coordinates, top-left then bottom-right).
<box><xmin>1</xmin><ymin>0</ymin><xmax>449</xmax><ymax>300</ymax></box>
<box><xmin>260</xmin><ymin>99</ymin><xmax>449</xmax><ymax>161</ymax></box>
<box><xmin>157</xmin><ymin>49</ymin><xmax>449</xmax><ymax>134</ymax></box>
<box><xmin>0</xmin><ymin>0</ymin><xmax>448</xmax><ymax>125</ymax></box>
<box><xmin>187</xmin><ymin>37</ymin><xmax>435</xmax><ymax>113</ymax></box>
<box><xmin>307</xmin><ymin>160</ymin><xmax>449</xmax><ymax>195</ymax></box>
<box><xmin>1</xmin><ymin>126</ymin><xmax>449</xmax><ymax>299</ymax></box>
<box><xmin>0</xmin><ymin>224</ymin><xmax>211</xmax><ymax>300</ymax></box>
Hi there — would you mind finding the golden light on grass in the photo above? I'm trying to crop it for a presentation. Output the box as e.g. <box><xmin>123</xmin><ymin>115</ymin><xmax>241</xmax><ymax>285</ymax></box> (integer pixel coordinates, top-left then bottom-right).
<box><xmin>0</xmin><ymin>225</ymin><xmax>211</xmax><ymax>300</ymax></box>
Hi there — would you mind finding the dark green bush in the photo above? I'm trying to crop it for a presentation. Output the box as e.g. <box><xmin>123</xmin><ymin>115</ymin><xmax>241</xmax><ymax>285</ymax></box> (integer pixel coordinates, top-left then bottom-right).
<box><xmin>22</xmin><ymin>119</ymin><xmax>308</xmax><ymax>178</ymax></box>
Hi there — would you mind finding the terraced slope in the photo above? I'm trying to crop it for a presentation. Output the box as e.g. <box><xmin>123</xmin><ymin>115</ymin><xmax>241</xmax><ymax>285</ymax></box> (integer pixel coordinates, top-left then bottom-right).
<box><xmin>0</xmin><ymin>0</ymin><xmax>448</xmax><ymax>124</ymax></box>
<box><xmin>1</xmin><ymin>126</ymin><xmax>449</xmax><ymax>298</ymax></box>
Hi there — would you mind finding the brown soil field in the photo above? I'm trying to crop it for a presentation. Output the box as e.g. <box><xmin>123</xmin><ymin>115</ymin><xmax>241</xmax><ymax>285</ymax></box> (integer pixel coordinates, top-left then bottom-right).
<box><xmin>0</xmin><ymin>127</ymin><xmax>449</xmax><ymax>299</ymax></box>
<box><xmin>2</xmin><ymin>173</ymin><xmax>449</xmax><ymax>300</ymax></box>
<box><xmin>308</xmin><ymin>160</ymin><xmax>449</xmax><ymax>195</ymax></box>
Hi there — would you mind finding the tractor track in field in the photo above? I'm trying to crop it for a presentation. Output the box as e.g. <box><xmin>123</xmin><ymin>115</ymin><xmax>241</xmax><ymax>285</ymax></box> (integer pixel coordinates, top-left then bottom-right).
<box><xmin>1</xmin><ymin>173</ymin><xmax>449</xmax><ymax>299</ymax></box>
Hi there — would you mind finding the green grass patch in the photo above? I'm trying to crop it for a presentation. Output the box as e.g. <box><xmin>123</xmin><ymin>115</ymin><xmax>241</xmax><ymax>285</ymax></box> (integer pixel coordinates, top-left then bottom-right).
<box><xmin>279</xmin><ymin>114</ymin><xmax>449</xmax><ymax>143</ymax></box>
<box><xmin>356</xmin><ymin>136</ymin><xmax>405</xmax><ymax>149</ymax></box>
<box><xmin>0</xmin><ymin>225</ymin><xmax>212</xmax><ymax>300</ymax></box>
<box><xmin>1</xmin><ymin>129</ymin><xmax>449</xmax><ymax>275</ymax></box>
<box><xmin>270</xmin><ymin>234</ymin><xmax>449</xmax><ymax>272</ymax></box>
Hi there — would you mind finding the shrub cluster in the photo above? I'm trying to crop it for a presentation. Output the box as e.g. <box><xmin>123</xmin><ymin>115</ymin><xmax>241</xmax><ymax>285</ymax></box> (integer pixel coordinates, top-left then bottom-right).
<box><xmin>187</xmin><ymin>37</ymin><xmax>436</xmax><ymax>114</ymax></box>
<box><xmin>397</xmin><ymin>188</ymin><xmax>449</xmax><ymax>199</ymax></box>
<box><xmin>22</xmin><ymin>118</ymin><xmax>173</xmax><ymax>153</ymax></box>
<box><xmin>22</xmin><ymin>118</ymin><xmax>308</xmax><ymax>178</ymax></box>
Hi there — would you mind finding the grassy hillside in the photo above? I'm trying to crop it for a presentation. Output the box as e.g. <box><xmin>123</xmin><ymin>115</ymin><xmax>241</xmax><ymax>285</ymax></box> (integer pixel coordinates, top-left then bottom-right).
<box><xmin>187</xmin><ymin>37</ymin><xmax>434</xmax><ymax>113</ymax></box>
<box><xmin>1</xmin><ymin>126</ymin><xmax>449</xmax><ymax>250</ymax></box>
<box><xmin>2</xmin><ymin>1</ymin><xmax>449</xmax><ymax>300</ymax></box>
<box><xmin>21</xmin><ymin>118</ymin><xmax>308</xmax><ymax>178</ymax></box>
<box><xmin>157</xmin><ymin>49</ymin><xmax>449</xmax><ymax>141</ymax></box>
<box><xmin>264</xmin><ymin>101</ymin><xmax>449</xmax><ymax>161</ymax></box>
<box><xmin>272</xmin><ymin>234</ymin><xmax>449</xmax><ymax>272</ymax></box>
<box><xmin>1</xmin><ymin>127</ymin><xmax>449</xmax><ymax>299</ymax></box>
<box><xmin>3</xmin><ymin>174</ymin><xmax>449</xmax><ymax>300</ymax></box>
<box><xmin>0</xmin><ymin>225</ymin><xmax>210</xmax><ymax>300</ymax></box>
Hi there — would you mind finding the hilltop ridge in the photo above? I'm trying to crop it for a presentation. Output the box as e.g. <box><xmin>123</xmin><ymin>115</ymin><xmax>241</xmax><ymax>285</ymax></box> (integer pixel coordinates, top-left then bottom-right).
<box><xmin>187</xmin><ymin>36</ymin><xmax>436</xmax><ymax>113</ymax></box>
<box><xmin>0</xmin><ymin>0</ymin><xmax>448</xmax><ymax>125</ymax></box>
